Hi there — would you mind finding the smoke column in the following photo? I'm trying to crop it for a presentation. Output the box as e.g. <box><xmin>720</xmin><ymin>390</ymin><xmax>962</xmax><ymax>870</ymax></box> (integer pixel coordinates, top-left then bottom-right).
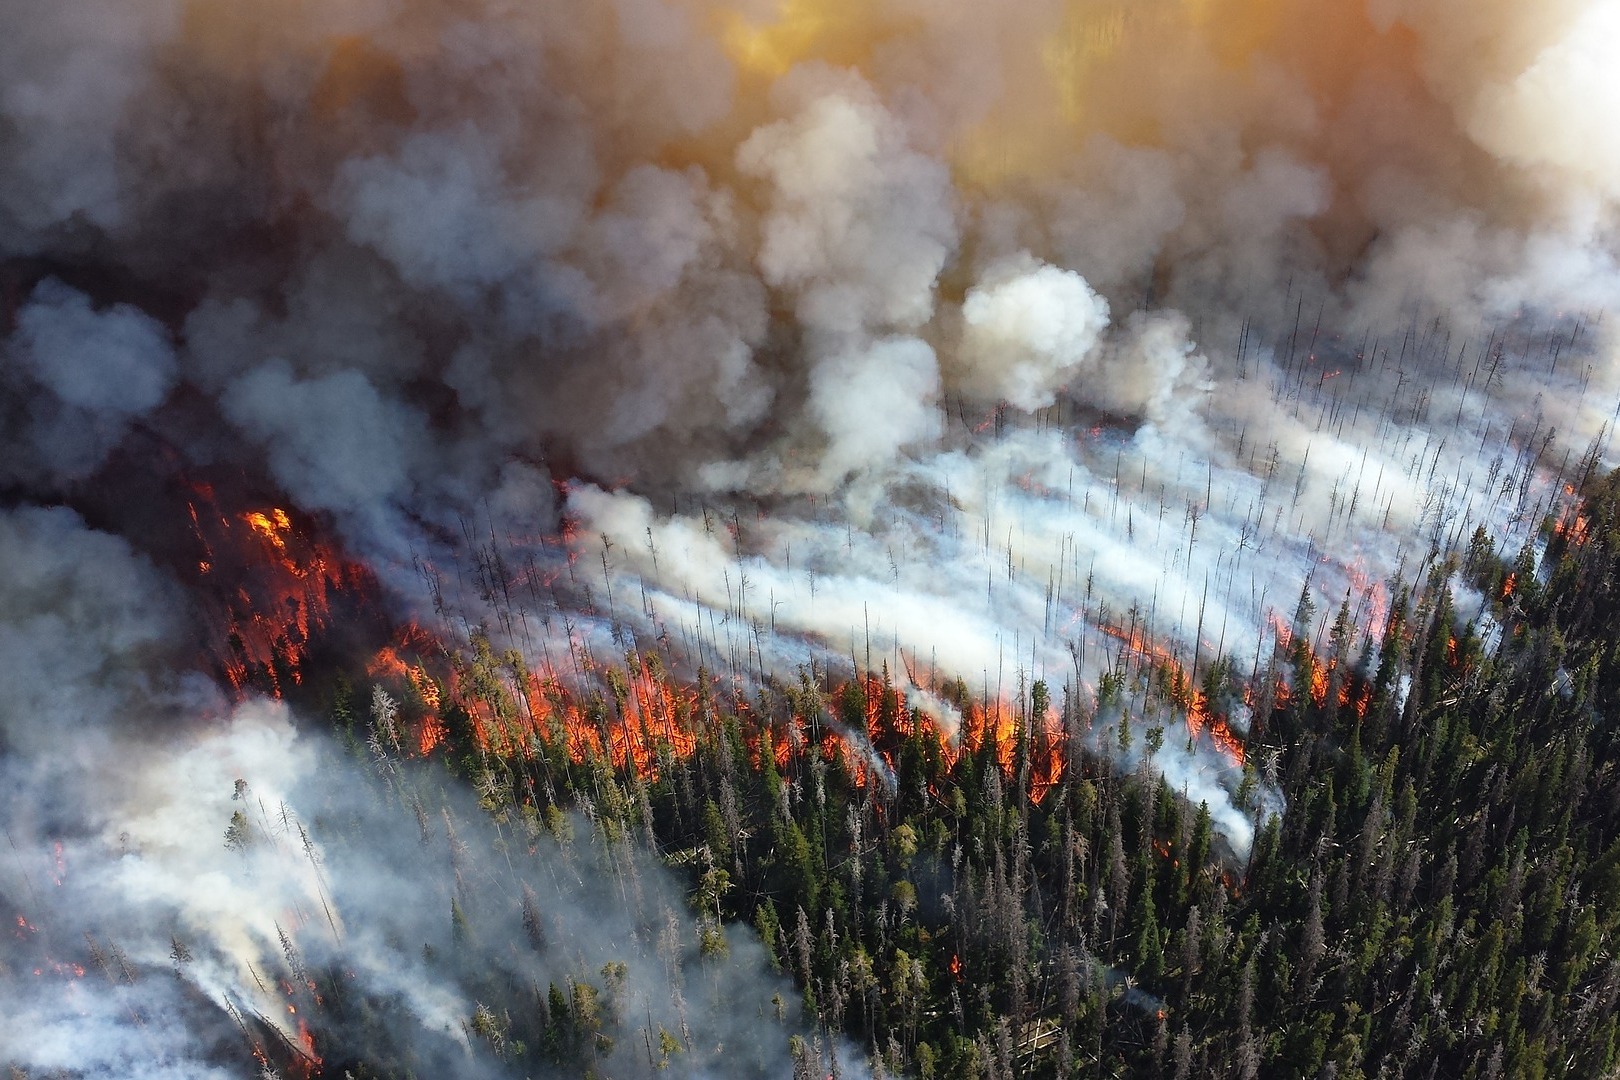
<box><xmin>4</xmin><ymin>0</ymin><xmax>1620</xmax><ymax>1073</ymax></box>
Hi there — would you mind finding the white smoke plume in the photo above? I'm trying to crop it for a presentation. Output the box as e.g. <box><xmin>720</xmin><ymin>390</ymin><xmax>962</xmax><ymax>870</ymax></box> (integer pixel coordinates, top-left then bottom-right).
<box><xmin>5</xmin><ymin>0</ymin><xmax>1620</xmax><ymax>1070</ymax></box>
<box><xmin>955</xmin><ymin>256</ymin><xmax>1110</xmax><ymax>412</ymax></box>
<box><xmin>0</xmin><ymin>508</ymin><xmax>830</xmax><ymax>1078</ymax></box>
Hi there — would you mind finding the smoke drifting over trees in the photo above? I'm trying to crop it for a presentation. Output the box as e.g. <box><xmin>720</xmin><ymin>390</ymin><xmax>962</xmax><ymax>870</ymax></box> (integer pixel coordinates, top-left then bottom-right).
<box><xmin>5</xmin><ymin>0</ymin><xmax>1620</xmax><ymax>1074</ymax></box>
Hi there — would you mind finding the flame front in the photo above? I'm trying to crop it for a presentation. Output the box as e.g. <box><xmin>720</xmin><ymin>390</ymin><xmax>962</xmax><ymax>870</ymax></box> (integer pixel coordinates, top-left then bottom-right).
<box><xmin>184</xmin><ymin>482</ymin><xmax>379</xmax><ymax>700</ymax></box>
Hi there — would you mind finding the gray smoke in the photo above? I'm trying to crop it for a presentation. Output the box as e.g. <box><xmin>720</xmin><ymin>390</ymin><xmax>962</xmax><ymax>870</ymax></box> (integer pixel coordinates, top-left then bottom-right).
<box><xmin>0</xmin><ymin>507</ymin><xmax>829</xmax><ymax>1078</ymax></box>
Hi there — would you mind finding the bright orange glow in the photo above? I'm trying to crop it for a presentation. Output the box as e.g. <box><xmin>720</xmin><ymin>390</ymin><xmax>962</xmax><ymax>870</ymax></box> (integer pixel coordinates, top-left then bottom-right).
<box><xmin>1031</xmin><ymin>741</ymin><xmax>1066</xmax><ymax>802</ymax></box>
<box><xmin>417</xmin><ymin>715</ymin><xmax>447</xmax><ymax>755</ymax></box>
<box><xmin>185</xmin><ymin>486</ymin><xmax>372</xmax><ymax>700</ymax></box>
<box><xmin>369</xmin><ymin>643</ymin><xmax>443</xmax><ymax>711</ymax></box>
<box><xmin>1269</xmin><ymin>610</ymin><xmax>1294</xmax><ymax>652</ymax></box>
<box><xmin>297</xmin><ymin>1017</ymin><xmax>322</xmax><ymax>1074</ymax></box>
<box><xmin>1099</xmin><ymin>620</ymin><xmax>1246</xmax><ymax>768</ymax></box>
<box><xmin>716</xmin><ymin>0</ymin><xmax>898</xmax><ymax>82</ymax></box>
<box><xmin>190</xmin><ymin>479</ymin><xmax>1378</xmax><ymax>865</ymax></box>
<box><xmin>1554</xmin><ymin>511</ymin><xmax>1590</xmax><ymax>546</ymax></box>
<box><xmin>1346</xmin><ymin>560</ymin><xmax>1389</xmax><ymax>641</ymax></box>
<box><xmin>1339</xmin><ymin>678</ymin><xmax>1371</xmax><ymax>720</ymax></box>
<box><xmin>1309</xmin><ymin>657</ymin><xmax>1329</xmax><ymax>707</ymax></box>
<box><xmin>243</xmin><ymin>508</ymin><xmax>293</xmax><ymax>553</ymax></box>
<box><xmin>513</xmin><ymin>655</ymin><xmax>703</xmax><ymax>778</ymax></box>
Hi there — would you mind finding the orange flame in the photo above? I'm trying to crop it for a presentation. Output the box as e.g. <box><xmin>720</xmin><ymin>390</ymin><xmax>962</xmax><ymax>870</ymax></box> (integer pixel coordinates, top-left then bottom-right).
<box><xmin>1100</xmin><ymin>621</ymin><xmax>1246</xmax><ymax>769</ymax></box>
<box><xmin>1554</xmin><ymin>511</ymin><xmax>1590</xmax><ymax>547</ymax></box>
<box><xmin>297</xmin><ymin>1017</ymin><xmax>322</xmax><ymax>1070</ymax></box>
<box><xmin>243</xmin><ymin>508</ymin><xmax>293</xmax><ymax>554</ymax></box>
<box><xmin>185</xmin><ymin>483</ymin><xmax>375</xmax><ymax>700</ymax></box>
<box><xmin>514</xmin><ymin>655</ymin><xmax>702</xmax><ymax>779</ymax></box>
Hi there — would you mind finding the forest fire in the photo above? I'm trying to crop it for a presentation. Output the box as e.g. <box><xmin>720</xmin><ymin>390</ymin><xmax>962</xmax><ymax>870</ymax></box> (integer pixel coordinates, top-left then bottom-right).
<box><xmin>1187</xmin><ymin>694</ymin><xmax>1249</xmax><ymax>769</ymax></box>
<box><xmin>1345</xmin><ymin>562</ymin><xmax>1391</xmax><ymax>642</ymax></box>
<box><xmin>8</xmin><ymin>0</ymin><xmax>1620</xmax><ymax>1074</ymax></box>
<box><xmin>184</xmin><ymin>482</ymin><xmax>1280</xmax><ymax>830</ymax></box>
<box><xmin>367</xmin><ymin>636</ymin><xmax>448</xmax><ymax>753</ymax></box>
<box><xmin>297</xmin><ymin>1018</ymin><xmax>322</xmax><ymax>1074</ymax></box>
<box><xmin>1098</xmin><ymin>620</ymin><xmax>1248</xmax><ymax>769</ymax></box>
<box><xmin>532</xmin><ymin>655</ymin><xmax>705</xmax><ymax>777</ymax></box>
<box><xmin>31</xmin><ymin>960</ymin><xmax>86</xmax><ymax>979</ymax></box>
<box><xmin>363</xmin><ymin>628</ymin><xmax>1087</xmax><ymax>806</ymax></box>
<box><xmin>244</xmin><ymin>508</ymin><xmax>294</xmax><ymax>553</ymax></box>
<box><xmin>1554</xmin><ymin>509</ymin><xmax>1591</xmax><ymax>547</ymax></box>
<box><xmin>179</xmin><ymin>480</ymin><xmax>387</xmax><ymax>701</ymax></box>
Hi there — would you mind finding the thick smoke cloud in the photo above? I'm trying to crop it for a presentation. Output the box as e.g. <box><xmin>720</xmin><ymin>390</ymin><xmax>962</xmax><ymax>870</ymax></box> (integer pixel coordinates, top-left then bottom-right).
<box><xmin>954</xmin><ymin>257</ymin><xmax>1110</xmax><ymax>412</ymax></box>
<box><xmin>5</xmin><ymin>0</ymin><xmax>1620</xmax><ymax>1070</ymax></box>
<box><xmin>0</xmin><ymin>506</ymin><xmax>191</xmax><ymax>755</ymax></box>
<box><xmin>220</xmin><ymin>359</ymin><xmax>430</xmax><ymax>542</ymax></box>
<box><xmin>3</xmin><ymin>281</ymin><xmax>177</xmax><ymax>482</ymax></box>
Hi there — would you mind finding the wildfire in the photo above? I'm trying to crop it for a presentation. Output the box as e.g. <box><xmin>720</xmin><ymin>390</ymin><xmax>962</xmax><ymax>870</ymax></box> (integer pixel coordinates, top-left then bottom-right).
<box><xmin>506</xmin><ymin>654</ymin><xmax>705</xmax><ymax>779</ymax></box>
<box><xmin>1549</xmin><ymin>479</ymin><xmax>1593</xmax><ymax>548</ymax></box>
<box><xmin>1309</xmin><ymin>657</ymin><xmax>1329</xmax><ymax>707</ymax></box>
<box><xmin>182</xmin><ymin>478</ymin><xmax>1282</xmax><ymax>843</ymax></box>
<box><xmin>1554</xmin><ymin>510</ymin><xmax>1591</xmax><ymax>547</ymax></box>
<box><xmin>820</xmin><ymin>729</ymin><xmax>873</xmax><ymax>789</ymax></box>
<box><xmin>367</xmin><ymin>638</ymin><xmax>448</xmax><ymax>752</ymax></box>
<box><xmin>1341</xmin><ymin>679</ymin><xmax>1372</xmax><ymax>720</ymax></box>
<box><xmin>244</xmin><ymin>508</ymin><xmax>294</xmax><ymax>554</ymax></box>
<box><xmin>417</xmin><ymin>716</ymin><xmax>448</xmax><ymax>756</ymax></box>
<box><xmin>183</xmin><ymin>481</ymin><xmax>379</xmax><ymax>700</ymax></box>
<box><xmin>1345</xmin><ymin>559</ymin><xmax>1390</xmax><ymax>641</ymax></box>
<box><xmin>971</xmin><ymin>698</ymin><xmax>1018</xmax><ymax>775</ymax></box>
<box><xmin>1100</xmin><ymin>621</ymin><xmax>1246</xmax><ymax>769</ymax></box>
<box><xmin>1030</xmin><ymin>741</ymin><xmax>1066</xmax><ymax>802</ymax></box>
<box><xmin>297</xmin><ymin>1018</ymin><xmax>322</xmax><ymax>1070</ymax></box>
<box><xmin>1268</xmin><ymin>610</ymin><xmax>1294</xmax><ymax>653</ymax></box>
